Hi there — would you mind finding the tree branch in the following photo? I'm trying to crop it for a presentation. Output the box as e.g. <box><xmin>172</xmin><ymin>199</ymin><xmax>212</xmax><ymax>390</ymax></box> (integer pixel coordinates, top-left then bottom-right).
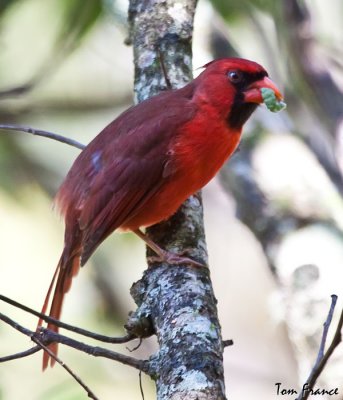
<box><xmin>0</xmin><ymin>312</ymin><xmax>149</xmax><ymax>374</ymax></box>
<box><xmin>32</xmin><ymin>336</ymin><xmax>100</xmax><ymax>400</ymax></box>
<box><xmin>0</xmin><ymin>294</ymin><xmax>135</xmax><ymax>344</ymax></box>
<box><xmin>0</xmin><ymin>124</ymin><xmax>85</xmax><ymax>150</ymax></box>
<box><xmin>0</xmin><ymin>346</ymin><xmax>41</xmax><ymax>362</ymax></box>
<box><xmin>128</xmin><ymin>0</ymin><xmax>226</xmax><ymax>398</ymax></box>
<box><xmin>296</xmin><ymin>295</ymin><xmax>343</xmax><ymax>400</ymax></box>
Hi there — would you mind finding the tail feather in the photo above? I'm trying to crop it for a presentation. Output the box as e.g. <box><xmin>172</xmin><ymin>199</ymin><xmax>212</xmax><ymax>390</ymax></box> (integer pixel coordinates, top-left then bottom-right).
<box><xmin>38</xmin><ymin>262</ymin><xmax>61</xmax><ymax>328</ymax></box>
<box><xmin>39</xmin><ymin>252</ymin><xmax>81</xmax><ymax>370</ymax></box>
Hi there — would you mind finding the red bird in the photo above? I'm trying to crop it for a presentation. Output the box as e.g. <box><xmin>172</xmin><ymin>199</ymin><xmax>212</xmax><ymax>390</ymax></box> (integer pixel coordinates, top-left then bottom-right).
<box><xmin>39</xmin><ymin>58</ymin><xmax>283</xmax><ymax>368</ymax></box>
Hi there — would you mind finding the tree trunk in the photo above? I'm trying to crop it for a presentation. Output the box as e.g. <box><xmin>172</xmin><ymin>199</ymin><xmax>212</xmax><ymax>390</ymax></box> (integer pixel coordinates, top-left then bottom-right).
<box><xmin>126</xmin><ymin>1</ymin><xmax>227</xmax><ymax>399</ymax></box>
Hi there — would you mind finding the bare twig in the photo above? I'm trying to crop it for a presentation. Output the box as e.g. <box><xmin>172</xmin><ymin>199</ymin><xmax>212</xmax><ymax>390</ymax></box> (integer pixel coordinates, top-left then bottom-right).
<box><xmin>127</xmin><ymin>338</ymin><xmax>143</xmax><ymax>352</ymax></box>
<box><xmin>39</xmin><ymin>328</ymin><xmax>149</xmax><ymax>372</ymax></box>
<box><xmin>139</xmin><ymin>370</ymin><xmax>145</xmax><ymax>400</ymax></box>
<box><xmin>0</xmin><ymin>124</ymin><xmax>85</xmax><ymax>150</ymax></box>
<box><xmin>0</xmin><ymin>327</ymin><xmax>99</xmax><ymax>400</ymax></box>
<box><xmin>296</xmin><ymin>295</ymin><xmax>343</xmax><ymax>400</ymax></box>
<box><xmin>222</xmin><ymin>339</ymin><xmax>234</xmax><ymax>348</ymax></box>
<box><xmin>157</xmin><ymin>49</ymin><xmax>172</xmax><ymax>90</ymax></box>
<box><xmin>0</xmin><ymin>312</ymin><xmax>35</xmax><ymax>338</ymax></box>
<box><xmin>316</xmin><ymin>295</ymin><xmax>337</xmax><ymax>363</ymax></box>
<box><xmin>32</xmin><ymin>336</ymin><xmax>99</xmax><ymax>400</ymax></box>
<box><xmin>0</xmin><ymin>346</ymin><xmax>41</xmax><ymax>362</ymax></box>
<box><xmin>0</xmin><ymin>312</ymin><xmax>149</xmax><ymax>374</ymax></box>
<box><xmin>0</xmin><ymin>294</ymin><xmax>135</xmax><ymax>344</ymax></box>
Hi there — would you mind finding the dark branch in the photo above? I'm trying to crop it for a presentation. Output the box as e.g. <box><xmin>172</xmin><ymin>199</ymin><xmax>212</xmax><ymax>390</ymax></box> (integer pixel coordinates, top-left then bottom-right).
<box><xmin>40</xmin><ymin>328</ymin><xmax>149</xmax><ymax>373</ymax></box>
<box><xmin>222</xmin><ymin>339</ymin><xmax>234</xmax><ymax>348</ymax></box>
<box><xmin>32</xmin><ymin>336</ymin><xmax>100</xmax><ymax>400</ymax></box>
<box><xmin>0</xmin><ymin>346</ymin><xmax>41</xmax><ymax>362</ymax></box>
<box><xmin>0</xmin><ymin>312</ymin><xmax>34</xmax><ymax>338</ymax></box>
<box><xmin>296</xmin><ymin>295</ymin><xmax>343</xmax><ymax>400</ymax></box>
<box><xmin>316</xmin><ymin>295</ymin><xmax>337</xmax><ymax>363</ymax></box>
<box><xmin>0</xmin><ymin>312</ymin><xmax>149</xmax><ymax>374</ymax></box>
<box><xmin>0</xmin><ymin>124</ymin><xmax>85</xmax><ymax>150</ymax></box>
<box><xmin>0</xmin><ymin>294</ymin><xmax>135</xmax><ymax>344</ymax></box>
<box><xmin>139</xmin><ymin>370</ymin><xmax>145</xmax><ymax>400</ymax></box>
<box><xmin>157</xmin><ymin>49</ymin><xmax>172</xmax><ymax>90</ymax></box>
<box><xmin>127</xmin><ymin>338</ymin><xmax>143</xmax><ymax>352</ymax></box>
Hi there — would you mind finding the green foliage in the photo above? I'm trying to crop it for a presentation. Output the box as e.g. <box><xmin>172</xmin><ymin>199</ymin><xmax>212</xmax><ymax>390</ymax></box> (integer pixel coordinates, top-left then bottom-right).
<box><xmin>0</xmin><ymin>0</ymin><xmax>105</xmax><ymax>196</ymax></box>
<box><xmin>0</xmin><ymin>0</ymin><xmax>19</xmax><ymax>15</ymax></box>
<box><xmin>56</xmin><ymin>0</ymin><xmax>103</xmax><ymax>51</ymax></box>
<box><xmin>0</xmin><ymin>0</ymin><xmax>104</xmax><ymax>98</ymax></box>
<box><xmin>209</xmin><ymin>0</ymin><xmax>247</xmax><ymax>22</ymax></box>
<box><xmin>209</xmin><ymin>0</ymin><xmax>276</xmax><ymax>21</ymax></box>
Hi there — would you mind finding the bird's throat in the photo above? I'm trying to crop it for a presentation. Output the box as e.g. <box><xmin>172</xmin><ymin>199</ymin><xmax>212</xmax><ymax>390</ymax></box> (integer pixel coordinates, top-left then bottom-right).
<box><xmin>226</xmin><ymin>92</ymin><xmax>259</xmax><ymax>130</ymax></box>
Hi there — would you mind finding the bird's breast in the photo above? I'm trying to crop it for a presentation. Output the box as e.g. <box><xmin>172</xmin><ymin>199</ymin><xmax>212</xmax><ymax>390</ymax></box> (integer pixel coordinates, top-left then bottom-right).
<box><xmin>173</xmin><ymin>109</ymin><xmax>242</xmax><ymax>190</ymax></box>
<box><xmin>122</xmin><ymin>107</ymin><xmax>242</xmax><ymax>231</ymax></box>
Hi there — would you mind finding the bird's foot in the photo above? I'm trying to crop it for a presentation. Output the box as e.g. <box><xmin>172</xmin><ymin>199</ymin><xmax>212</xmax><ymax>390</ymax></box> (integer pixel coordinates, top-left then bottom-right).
<box><xmin>133</xmin><ymin>229</ymin><xmax>206</xmax><ymax>268</ymax></box>
<box><xmin>148</xmin><ymin>249</ymin><xmax>205</xmax><ymax>268</ymax></box>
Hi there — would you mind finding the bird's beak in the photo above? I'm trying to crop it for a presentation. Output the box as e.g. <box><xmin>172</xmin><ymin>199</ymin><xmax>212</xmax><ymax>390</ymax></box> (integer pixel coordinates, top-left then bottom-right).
<box><xmin>244</xmin><ymin>77</ymin><xmax>283</xmax><ymax>104</ymax></box>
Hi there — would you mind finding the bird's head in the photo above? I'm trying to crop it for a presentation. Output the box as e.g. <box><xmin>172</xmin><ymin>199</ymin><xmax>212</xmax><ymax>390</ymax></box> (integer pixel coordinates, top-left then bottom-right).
<box><xmin>196</xmin><ymin>58</ymin><xmax>284</xmax><ymax>129</ymax></box>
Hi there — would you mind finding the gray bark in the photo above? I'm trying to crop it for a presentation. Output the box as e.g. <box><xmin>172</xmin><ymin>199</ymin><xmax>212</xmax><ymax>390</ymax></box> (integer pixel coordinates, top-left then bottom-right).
<box><xmin>126</xmin><ymin>1</ymin><xmax>226</xmax><ymax>399</ymax></box>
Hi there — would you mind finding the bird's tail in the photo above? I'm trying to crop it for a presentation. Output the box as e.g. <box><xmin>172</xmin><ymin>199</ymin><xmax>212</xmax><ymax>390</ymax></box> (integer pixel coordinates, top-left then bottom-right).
<box><xmin>38</xmin><ymin>248</ymin><xmax>81</xmax><ymax>370</ymax></box>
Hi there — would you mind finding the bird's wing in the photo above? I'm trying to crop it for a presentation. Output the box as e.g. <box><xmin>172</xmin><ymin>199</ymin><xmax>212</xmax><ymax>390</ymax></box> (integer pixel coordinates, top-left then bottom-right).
<box><xmin>56</xmin><ymin>89</ymin><xmax>197</xmax><ymax>265</ymax></box>
<box><xmin>78</xmin><ymin>154</ymin><xmax>166</xmax><ymax>265</ymax></box>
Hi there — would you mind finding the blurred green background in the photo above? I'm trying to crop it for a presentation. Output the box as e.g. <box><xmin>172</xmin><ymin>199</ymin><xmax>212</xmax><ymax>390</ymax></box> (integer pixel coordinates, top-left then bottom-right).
<box><xmin>0</xmin><ymin>0</ymin><xmax>342</xmax><ymax>399</ymax></box>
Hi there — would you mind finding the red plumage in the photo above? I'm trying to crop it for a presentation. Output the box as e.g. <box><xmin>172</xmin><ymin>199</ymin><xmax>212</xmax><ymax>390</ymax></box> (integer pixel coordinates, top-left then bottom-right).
<box><xmin>39</xmin><ymin>58</ymin><xmax>283</xmax><ymax>369</ymax></box>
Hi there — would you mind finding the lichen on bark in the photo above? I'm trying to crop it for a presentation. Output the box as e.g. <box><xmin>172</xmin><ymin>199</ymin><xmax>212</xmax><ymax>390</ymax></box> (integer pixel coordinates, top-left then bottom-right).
<box><xmin>127</xmin><ymin>0</ymin><xmax>226</xmax><ymax>399</ymax></box>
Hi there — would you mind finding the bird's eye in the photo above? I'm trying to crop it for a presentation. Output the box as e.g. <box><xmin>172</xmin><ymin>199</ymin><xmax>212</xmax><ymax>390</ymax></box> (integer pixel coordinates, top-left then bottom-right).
<box><xmin>228</xmin><ymin>70</ymin><xmax>243</xmax><ymax>84</ymax></box>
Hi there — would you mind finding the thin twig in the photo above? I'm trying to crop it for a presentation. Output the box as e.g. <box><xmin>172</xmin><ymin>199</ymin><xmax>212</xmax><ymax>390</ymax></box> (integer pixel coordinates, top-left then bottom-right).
<box><xmin>139</xmin><ymin>370</ymin><xmax>145</xmax><ymax>400</ymax></box>
<box><xmin>39</xmin><ymin>328</ymin><xmax>149</xmax><ymax>372</ymax></box>
<box><xmin>0</xmin><ymin>346</ymin><xmax>41</xmax><ymax>362</ymax></box>
<box><xmin>32</xmin><ymin>336</ymin><xmax>99</xmax><ymax>400</ymax></box>
<box><xmin>296</xmin><ymin>295</ymin><xmax>343</xmax><ymax>400</ymax></box>
<box><xmin>0</xmin><ymin>294</ymin><xmax>135</xmax><ymax>344</ymax></box>
<box><xmin>0</xmin><ymin>312</ymin><xmax>149</xmax><ymax>374</ymax></box>
<box><xmin>316</xmin><ymin>295</ymin><xmax>337</xmax><ymax>363</ymax></box>
<box><xmin>127</xmin><ymin>338</ymin><xmax>143</xmax><ymax>352</ymax></box>
<box><xmin>0</xmin><ymin>312</ymin><xmax>34</xmax><ymax>337</ymax></box>
<box><xmin>222</xmin><ymin>339</ymin><xmax>234</xmax><ymax>348</ymax></box>
<box><xmin>0</xmin><ymin>124</ymin><xmax>85</xmax><ymax>150</ymax></box>
<box><xmin>157</xmin><ymin>49</ymin><xmax>172</xmax><ymax>90</ymax></box>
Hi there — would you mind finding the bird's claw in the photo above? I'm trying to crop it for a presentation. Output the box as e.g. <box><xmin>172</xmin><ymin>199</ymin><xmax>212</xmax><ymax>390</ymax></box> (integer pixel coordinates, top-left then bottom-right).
<box><xmin>148</xmin><ymin>250</ymin><xmax>205</xmax><ymax>268</ymax></box>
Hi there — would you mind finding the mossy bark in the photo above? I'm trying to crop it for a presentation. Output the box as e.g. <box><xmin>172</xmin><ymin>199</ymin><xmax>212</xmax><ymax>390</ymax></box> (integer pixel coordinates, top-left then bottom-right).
<box><xmin>126</xmin><ymin>1</ymin><xmax>226</xmax><ymax>398</ymax></box>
